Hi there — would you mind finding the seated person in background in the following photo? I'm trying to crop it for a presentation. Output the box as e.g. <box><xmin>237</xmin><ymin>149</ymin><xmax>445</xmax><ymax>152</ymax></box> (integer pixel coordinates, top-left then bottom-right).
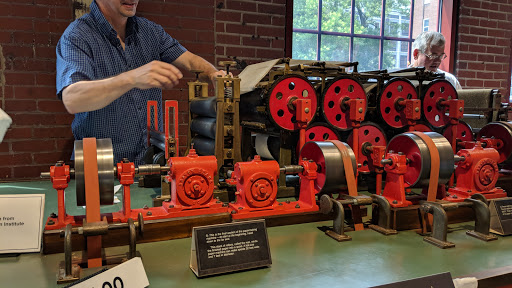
<box><xmin>411</xmin><ymin>31</ymin><xmax>462</xmax><ymax>90</ymax></box>
<box><xmin>56</xmin><ymin>0</ymin><xmax>226</xmax><ymax>165</ymax></box>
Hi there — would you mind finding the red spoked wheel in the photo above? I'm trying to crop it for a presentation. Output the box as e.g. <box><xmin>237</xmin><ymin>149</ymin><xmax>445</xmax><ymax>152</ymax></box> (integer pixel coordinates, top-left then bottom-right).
<box><xmin>296</xmin><ymin>123</ymin><xmax>340</xmax><ymax>156</ymax></box>
<box><xmin>347</xmin><ymin>122</ymin><xmax>387</xmax><ymax>173</ymax></box>
<box><xmin>413</xmin><ymin>121</ymin><xmax>434</xmax><ymax>132</ymax></box>
<box><xmin>443</xmin><ymin>120</ymin><xmax>474</xmax><ymax>142</ymax></box>
<box><xmin>321</xmin><ymin>76</ymin><xmax>366</xmax><ymax>131</ymax></box>
<box><xmin>305</xmin><ymin>123</ymin><xmax>340</xmax><ymax>142</ymax></box>
<box><xmin>422</xmin><ymin>79</ymin><xmax>458</xmax><ymax>128</ymax></box>
<box><xmin>378</xmin><ymin>78</ymin><xmax>418</xmax><ymax>129</ymax></box>
<box><xmin>477</xmin><ymin>121</ymin><xmax>512</xmax><ymax>164</ymax></box>
<box><xmin>268</xmin><ymin>75</ymin><xmax>317</xmax><ymax>131</ymax></box>
<box><xmin>387</xmin><ymin>132</ymin><xmax>454</xmax><ymax>187</ymax></box>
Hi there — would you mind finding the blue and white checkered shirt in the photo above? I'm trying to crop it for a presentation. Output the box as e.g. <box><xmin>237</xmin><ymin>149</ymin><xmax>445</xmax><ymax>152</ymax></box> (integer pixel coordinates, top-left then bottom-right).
<box><xmin>56</xmin><ymin>0</ymin><xmax>186</xmax><ymax>165</ymax></box>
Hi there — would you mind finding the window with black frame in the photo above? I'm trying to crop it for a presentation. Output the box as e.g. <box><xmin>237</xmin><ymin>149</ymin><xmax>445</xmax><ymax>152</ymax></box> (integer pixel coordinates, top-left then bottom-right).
<box><xmin>292</xmin><ymin>0</ymin><xmax>442</xmax><ymax>71</ymax></box>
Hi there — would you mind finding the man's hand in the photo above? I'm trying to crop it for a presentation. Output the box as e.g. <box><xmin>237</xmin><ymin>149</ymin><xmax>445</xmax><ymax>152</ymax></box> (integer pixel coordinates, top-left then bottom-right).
<box><xmin>129</xmin><ymin>60</ymin><xmax>183</xmax><ymax>90</ymax></box>
<box><xmin>208</xmin><ymin>70</ymin><xmax>233</xmax><ymax>82</ymax></box>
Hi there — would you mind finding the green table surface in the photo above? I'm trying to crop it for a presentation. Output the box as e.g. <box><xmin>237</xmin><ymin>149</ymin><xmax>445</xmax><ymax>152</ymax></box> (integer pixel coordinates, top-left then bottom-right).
<box><xmin>0</xmin><ymin>181</ymin><xmax>511</xmax><ymax>287</ymax></box>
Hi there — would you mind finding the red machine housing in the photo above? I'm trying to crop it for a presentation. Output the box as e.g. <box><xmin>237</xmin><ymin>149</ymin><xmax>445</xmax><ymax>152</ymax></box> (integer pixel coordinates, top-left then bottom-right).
<box><xmin>446</xmin><ymin>143</ymin><xmax>506</xmax><ymax>202</ymax></box>
<box><xmin>111</xmin><ymin>148</ymin><xmax>227</xmax><ymax>221</ymax></box>
<box><xmin>228</xmin><ymin>155</ymin><xmax>319</xmax><ymax>219</ymax></box>
<box><xmin>164</xmin><ymin>148</ymin><xmax>225</xmax><ymax>213</ymax></box>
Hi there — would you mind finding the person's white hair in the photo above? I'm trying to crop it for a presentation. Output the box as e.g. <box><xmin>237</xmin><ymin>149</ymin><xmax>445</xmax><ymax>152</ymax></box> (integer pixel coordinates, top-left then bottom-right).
<box><xmin>413</xmin><ymin>31</ymin><xmax>446</xmax><ymax>53</ymax></box>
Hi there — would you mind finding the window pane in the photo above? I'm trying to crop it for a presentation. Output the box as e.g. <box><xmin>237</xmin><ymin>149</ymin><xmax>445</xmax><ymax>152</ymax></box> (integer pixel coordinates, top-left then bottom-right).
<box><xmin>385</xmin><ymin>0</ymin><xmax>411</xmax><ymax>37</ymax></box>
<box><xmin>293</xmin><ymin>0</ymin><xmax>319</xmax><ymax>30</ymax></box>
<box><xmin>321</xmin><ymin>0</ymin><xmax>351</xmax><ymax>33</ymax></box>
<box><xmin>293</xmin><ymin>32</ymin><xmax>318</xmax><ymax>60</ymax></box>
<box><xmin>412</xmin><ymin>0</ymin><xmax>439</xmax><ymax>37</ymax></box>
<box><xmin>354</xmin><ymin>0</ymin><xmax>382</xmax><ymax>36</ymax></box>
<box><xmin>320</xmin><ymin>35</ymin><xmax>350</xmax><ymax>61</ymax></box>
<box><xmin>401</xmin><ymin>41</ymin><xmax>408</xmax><ymax>52</ymax></box>
<box><xmin>383</xmin><ymin>40</ymin><xmax>409</xmax><ymax>69</ymax></box>
<box><xmin>353</xmin><ymin>37</ymin><xmax>379</xmax><ymax>71</ymax></box>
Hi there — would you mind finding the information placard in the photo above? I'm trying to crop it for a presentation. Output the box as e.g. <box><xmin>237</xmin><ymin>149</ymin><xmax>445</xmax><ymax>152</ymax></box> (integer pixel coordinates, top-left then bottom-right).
<box><xmin>66</xmin><ymin>257</ymin><xmax>149</xmax><ymax>288</ymax></box>
<box><xmin>370</xmin><ymin>272</ymin><xmax>455</xmax><ymax>288</ymax></box>
<box><xmin>190</xmin><ymin>219</ymin><xmax>271</xmax><ymax>277</ymax></box>
<box><xmin>0</xmin><ymin>194</ymin><xmax>45</xmax><ymax>254</ymax></box>
<box><xmin>490</xmin><ymin>197</ymin><xmax>512</xmax><ymax>235</ymax></box>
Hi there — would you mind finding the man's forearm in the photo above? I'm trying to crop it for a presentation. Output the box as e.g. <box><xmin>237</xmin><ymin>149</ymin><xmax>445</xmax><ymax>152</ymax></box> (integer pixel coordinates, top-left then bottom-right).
<box><xmin>173</xmin><ymin>51</ymin><xmax>219</xmax><ymax>83</ymax></box>
<box><xmin>62</xmin><ymin>72</ymin><xmax>135</xmax><ymax>114</ymax></box>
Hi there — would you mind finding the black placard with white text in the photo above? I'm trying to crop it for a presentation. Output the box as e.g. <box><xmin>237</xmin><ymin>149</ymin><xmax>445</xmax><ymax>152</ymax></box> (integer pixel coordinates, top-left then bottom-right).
<box><xmin>190</xmin><ymin>219</ymin><xmax>271</xmax><ymax>277</ymax></box>
<box><xmin>490</xmin><ymin>198</ymin><xmax>512</xmax><ymax>235</ymax></box>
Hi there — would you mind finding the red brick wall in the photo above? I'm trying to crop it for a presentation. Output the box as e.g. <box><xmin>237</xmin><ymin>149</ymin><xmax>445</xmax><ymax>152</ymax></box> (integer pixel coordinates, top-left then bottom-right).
<box><xmin>0</xmin><ymin>0</ymin><xmax>510</xmax><ymax>180</ymax></box>
<box><xmin>0</xmin><ymin>0</ymin><xmax>74</xmax><ymax>180</ymax></box>
<box><xmin>214</xmin><ymin>0</ymin><xmax>286</xmax><ymax>66</ymax></box>
<box><xmin>456</xmin><ymin>0</ymin><xmax>512</xmax><ymax>98</ymax></box>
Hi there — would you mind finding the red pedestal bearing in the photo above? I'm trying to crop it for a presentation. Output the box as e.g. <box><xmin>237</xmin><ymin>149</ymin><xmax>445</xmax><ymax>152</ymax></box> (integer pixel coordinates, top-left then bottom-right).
<box><xmin>347</xmin><ymin>122</ymin><xmax>387</xmax><ymax>173</ymax></box>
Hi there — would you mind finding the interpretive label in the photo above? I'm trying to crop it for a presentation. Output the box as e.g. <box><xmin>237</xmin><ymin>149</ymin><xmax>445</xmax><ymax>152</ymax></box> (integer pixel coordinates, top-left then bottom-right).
<box><xmin>0</xmin><ymin>194</ymin><xmax>45</xmax><ymax>254</ymax></box>
<box><xmin>490</xmin><ymin>198</ymin><xmax>512</xmax><ymax>235</ymax></box>
<box><xmin>66</xmin><ymin>257</ymin><xmax>149</xmax><ymax>288</ymax></box>
<box><xmin>371</xmin><ymin>272</ymin><xmax>455</xmax><ymax>288</ymax></box>
<box><xmin>190</xmin><ymin>219</ymin><xmax>271</xmax><ymax>277</ymax></box>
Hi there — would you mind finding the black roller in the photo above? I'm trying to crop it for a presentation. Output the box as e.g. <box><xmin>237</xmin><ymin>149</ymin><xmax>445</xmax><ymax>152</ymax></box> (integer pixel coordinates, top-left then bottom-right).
<box><xmin>239</xmin><ymin>89</ymin><xmax>268</xmax><ymax>126</ymax></box>
<box><xmin>191</xmin><ymin>117</ymin><xmax>217</xmax><ymax>139</ymax></box>
<box><xmin>149</xmin><ymin>129</ymin><xmax>165</xmax><ymax>143</ymax></box>
<box><xmin>190</xmin><ymin>97</ymin><xmax>217</xmax><ymax>118</ymax></box>
<box><xmin>149</xmin><ymin>137</ymin><xmax>166</xmax><ymax>152</ymax></box>
<box><xmin>191</xmin><ymin>135</ymin><xmax>215</xmax><ymax>156</ymax></box>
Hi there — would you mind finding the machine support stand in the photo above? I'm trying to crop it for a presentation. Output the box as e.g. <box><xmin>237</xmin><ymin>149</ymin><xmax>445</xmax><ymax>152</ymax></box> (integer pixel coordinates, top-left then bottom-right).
<box><xmin>57</xmin><ymin>214</ymin><xmax>144</xmax><ymax>284</ymax></box>
<box><xmin>369</xmin><ymin>194</ymin><xmax>398</xmax><ymax>235</ymax></box>
<box><xmin>319</xmin><ymin>194</ymin><xmax>373</xmax><ymax>241</ymax></box>
<box><xmin>420</xmin><ymin>193</ymin><xmax>496</xmax><ymax>249</ymax></box>
<box><xmin>465</xmin><ymin>196</ymin><xmax>498</xmax><ymax>242</ymax></box>
<box><xmin>319</xmin><ymin>195</ymin><xmax>352</xmax><ymax>242</ymax></box>
<box><xmin>420</xmin><ymin>202</ymin><xmax>455</xmax><ymax>249</ymax></box>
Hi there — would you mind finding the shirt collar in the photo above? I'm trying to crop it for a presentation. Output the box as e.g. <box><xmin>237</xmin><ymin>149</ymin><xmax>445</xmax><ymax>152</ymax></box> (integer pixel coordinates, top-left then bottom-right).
<box><xmin>90</xmin><ymin>0</ymin><xmax>138</xmax><ymax>42</ymax></box>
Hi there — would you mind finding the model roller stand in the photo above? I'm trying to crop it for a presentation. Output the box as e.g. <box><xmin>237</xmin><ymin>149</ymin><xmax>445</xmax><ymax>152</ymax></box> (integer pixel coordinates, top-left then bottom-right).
<box><xmin>41</xmin><ymin>138</ymin><xmax>145</xmax><ymax>284</ymax></box>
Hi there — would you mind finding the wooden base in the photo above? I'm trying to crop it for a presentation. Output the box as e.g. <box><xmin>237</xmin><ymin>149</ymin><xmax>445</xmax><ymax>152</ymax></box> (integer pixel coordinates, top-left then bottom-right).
<box><xmin>391</xmin><ymin>202</ymin><xmax>475</xmax><ymax>231</ymax></box>
<box><xmin>43</xmin><ymin>210</ymin><xmax>338</xmax><ymax>255</ymax></box>
<box><xmin>43</xmin><ymin>213</ymin><xmax>231</xmax><ymax>255</ymax></box>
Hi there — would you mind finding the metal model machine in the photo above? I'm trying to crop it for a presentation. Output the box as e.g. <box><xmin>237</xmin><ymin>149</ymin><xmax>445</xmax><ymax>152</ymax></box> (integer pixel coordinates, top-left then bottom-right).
<box><xmin>37</xmin><ymin>57</ymin><xmax>511</xmax><ymax>278</ymax></box>
<box><xmin>188</xmin><ymin>61</ymin><xmax>242</xmax><ymax>182</ymax></box>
